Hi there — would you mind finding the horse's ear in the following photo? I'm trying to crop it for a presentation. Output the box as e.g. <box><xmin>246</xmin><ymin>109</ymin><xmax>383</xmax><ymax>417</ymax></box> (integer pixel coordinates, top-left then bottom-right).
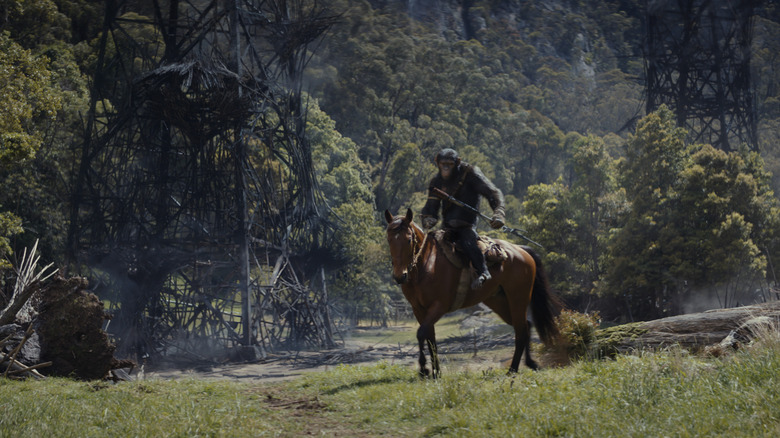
<box><xmin>384</xmin><ymin>209</ymin><xmax>394</xmax><ymax>224</ymax></box>
<box><xmin>405</xmin><ymin>208</ymin><xmax>413</xmax><ymax>222</ymax></box>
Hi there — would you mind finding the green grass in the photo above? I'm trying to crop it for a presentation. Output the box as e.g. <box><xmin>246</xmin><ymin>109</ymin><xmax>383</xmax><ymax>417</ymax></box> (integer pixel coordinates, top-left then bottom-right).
<box><xmin>294</xmin><ymin>339</ymin><xmax>780</xmax><ymax>437</ymax></box>
<box><xmin>3</xmin><ymin>335</ymin><xmax>780</xmax><ymax>437</ymax></box>
<box><xmin>0</xmin><ymin>379</ymin><xmax>294</xmax><ymax>437</ymax></box>
<box><xmin>347</xmin><ymin>313</ymin><xmax>510</xmax><ymax>346</ymax></box>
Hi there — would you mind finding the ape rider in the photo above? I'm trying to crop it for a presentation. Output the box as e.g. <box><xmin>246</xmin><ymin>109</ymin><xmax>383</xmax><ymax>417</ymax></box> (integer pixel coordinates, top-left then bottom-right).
<box><xmin>420</xmin><ymin>148</ymin><xmax>506</xmax><ymax>289</ymax></box>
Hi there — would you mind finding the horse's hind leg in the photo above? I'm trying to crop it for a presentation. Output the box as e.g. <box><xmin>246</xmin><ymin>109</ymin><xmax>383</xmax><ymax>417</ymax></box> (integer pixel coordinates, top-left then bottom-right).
<box><xmin>484</xmin><ymin>292</ymin><xmax>532</xmax><ymax>373</ymax></box>
<box><xmin>498</xmin><ymin>284</ymin><xmax>536</xmax><ymax>373</ymax></box>
<box><xmin>507</xmin><ymin>320</ymin><xmax>536</xmax><ymax>373</ymax></box>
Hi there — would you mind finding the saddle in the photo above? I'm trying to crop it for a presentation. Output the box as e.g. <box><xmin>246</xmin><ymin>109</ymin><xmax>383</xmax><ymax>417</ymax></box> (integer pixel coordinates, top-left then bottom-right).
<box><xmin>433</xmin><ymin>229</ymin><xmax>508</xmax><ymax>270</ymax></box>
<box><xmin>432</xmin><ymin>230</ymin><xmax>508</xmax><ymax>313</ymax></box>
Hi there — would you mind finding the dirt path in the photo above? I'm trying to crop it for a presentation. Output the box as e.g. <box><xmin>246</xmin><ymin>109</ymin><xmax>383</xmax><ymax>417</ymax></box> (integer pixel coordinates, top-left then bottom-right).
<box><xmin>144</xmin><ymin>339</ymin><xmax>417</xmax><ymax>382</ymax></box>
<box><xmin>144</xmin><ymin>311</ymin><xmax>517</xmax><ymax>382</ymax></box>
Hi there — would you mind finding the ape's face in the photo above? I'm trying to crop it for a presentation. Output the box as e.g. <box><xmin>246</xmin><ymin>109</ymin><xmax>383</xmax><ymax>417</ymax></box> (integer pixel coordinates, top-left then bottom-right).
<box><xmin>437</xmin><ymin>159</ymin><xmax>456</xmax><ymax>180</ymax></box>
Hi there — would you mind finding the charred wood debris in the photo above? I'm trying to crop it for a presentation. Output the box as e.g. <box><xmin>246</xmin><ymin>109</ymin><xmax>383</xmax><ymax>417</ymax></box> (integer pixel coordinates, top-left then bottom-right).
<box><xmin>1</xmin><ymin>241</ymin><xmax>132</xmax><ymax>380</ymax></box>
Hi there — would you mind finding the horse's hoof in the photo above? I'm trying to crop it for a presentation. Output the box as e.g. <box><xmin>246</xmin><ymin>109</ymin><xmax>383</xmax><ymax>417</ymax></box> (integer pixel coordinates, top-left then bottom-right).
<box><xmin>419</xmin><ymin>369</ymin><xmax>430</xmax><ymax>379</ymax></box>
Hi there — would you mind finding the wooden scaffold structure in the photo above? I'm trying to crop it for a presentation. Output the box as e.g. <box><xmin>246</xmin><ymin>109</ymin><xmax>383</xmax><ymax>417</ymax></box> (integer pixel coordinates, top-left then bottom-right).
<box><xmin>66</xmin><ymin>0</ymin><xmax>340</xmax><ymax>361</ymax></box>
<box><xmin>644</xmin><ymin>0</ymin><xmax>759</xmax><ymax>151</ymax></box>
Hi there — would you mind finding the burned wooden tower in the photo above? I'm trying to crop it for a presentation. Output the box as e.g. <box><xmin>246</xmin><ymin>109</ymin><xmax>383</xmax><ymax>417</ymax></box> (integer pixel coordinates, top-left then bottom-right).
<box><xmin>644</xmin><ymin>0</ymin><xmax>759</xmax><ymax>151</ymax></box>
<box><xmin>67</xmin><ymin>0</ymin><xmax>339</xmax><ymax>360</ymax></box>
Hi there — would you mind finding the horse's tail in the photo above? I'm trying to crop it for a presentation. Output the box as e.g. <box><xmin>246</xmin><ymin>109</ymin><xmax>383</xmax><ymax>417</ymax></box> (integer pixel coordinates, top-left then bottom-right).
<box><xmin>523</xmin><ymin>246</ymin><xmax>562</xmax><ymax>345</ymax></box>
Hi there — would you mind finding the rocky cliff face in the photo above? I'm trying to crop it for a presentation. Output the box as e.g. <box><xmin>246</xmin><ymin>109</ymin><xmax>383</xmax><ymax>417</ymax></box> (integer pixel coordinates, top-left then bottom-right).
<box><xmin>376</xmin><ymin>0</ymin><xmax>470</xmax><ymax>38</ymax></box>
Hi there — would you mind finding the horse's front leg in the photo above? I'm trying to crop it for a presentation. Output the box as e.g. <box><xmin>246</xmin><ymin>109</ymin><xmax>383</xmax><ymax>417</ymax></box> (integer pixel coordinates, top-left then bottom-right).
<box><xmin>410</xmin><ymin>296</ymin><xmax>446</xmax><ymax>379</ymax></box>
<box><xmin>417</xmin><ymin>323</ymin><xmax>439</xmax><ymax>379</ymax></box>
<box><xmin>427</xmin><ymin>336</ymin><xmax>440</xmax><ymax>378</ymax></box>
<box><xmin>416</xmin><ymin>328</ymin><xmax>429</xmax><ymax>378</ymax></box>
<box><xmin>416</xmin><ymin>300</ymin><xmax>446</xmax><ymax>378</ymax></box>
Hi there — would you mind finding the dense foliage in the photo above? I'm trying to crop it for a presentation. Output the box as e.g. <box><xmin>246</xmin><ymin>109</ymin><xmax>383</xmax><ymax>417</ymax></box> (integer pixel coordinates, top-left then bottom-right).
<box><xmin>0</xmin><ymin>0</ymin><xmax>89</xmax><ymax>269</ymax></box>
<box><xmin>305</xmin><ymin>0</ymin><xmax>780</xmax><ymax>321</ymax></box>
<box><xmin>1</xmin><ymin>0</ymin><xmax>780</xmax><ymax>322</ymax></box>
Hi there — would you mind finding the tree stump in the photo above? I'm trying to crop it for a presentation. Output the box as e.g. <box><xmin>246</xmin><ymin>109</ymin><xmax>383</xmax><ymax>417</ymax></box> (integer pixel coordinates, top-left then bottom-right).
<box><xmin>35</xmin><ymin>275</ymin><xmax>134</xmax><ymax>379</ymax></box>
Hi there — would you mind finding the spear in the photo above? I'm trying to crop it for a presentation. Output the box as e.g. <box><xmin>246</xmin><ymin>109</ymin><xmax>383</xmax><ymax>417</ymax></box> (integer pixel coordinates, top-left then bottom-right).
<box><xmin>431</xmin><ymin>187</ymin><xmax>544</xmax><ymax>249</ymax></box>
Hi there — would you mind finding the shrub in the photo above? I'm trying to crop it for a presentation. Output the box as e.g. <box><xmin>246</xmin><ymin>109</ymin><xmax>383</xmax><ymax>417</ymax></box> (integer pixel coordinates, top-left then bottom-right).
<box><xmin>538</xmin><ymin>309</ymin><xmax>601</xmax><ymax>365</ymax></box>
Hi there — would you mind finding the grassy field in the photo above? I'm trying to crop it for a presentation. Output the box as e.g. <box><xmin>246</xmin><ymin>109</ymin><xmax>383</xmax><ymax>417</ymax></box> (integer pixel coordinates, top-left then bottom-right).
<box><xmin>344</xmin><ymin>314</ymin><xmax>510</xmax><ymax>345</ymax></box>
<box><xmin>2</xmin><ymin>333</ymin><xmax>780</xmax><ymax>437</ymax></box>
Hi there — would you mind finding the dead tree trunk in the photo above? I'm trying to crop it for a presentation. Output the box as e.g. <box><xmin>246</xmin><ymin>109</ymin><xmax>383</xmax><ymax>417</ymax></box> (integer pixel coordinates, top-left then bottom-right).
<box><xmin>595</xmin><ymin>301</ymin><xmax>780</xmax><ymax>355</ymax></box>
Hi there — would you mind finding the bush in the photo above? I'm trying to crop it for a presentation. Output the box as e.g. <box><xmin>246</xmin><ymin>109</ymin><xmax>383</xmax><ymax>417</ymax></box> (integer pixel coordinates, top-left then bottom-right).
<box><xmin>538</xmin><ymin>309</ymin><xmax>601</xmax><ymax>365</ymax></box>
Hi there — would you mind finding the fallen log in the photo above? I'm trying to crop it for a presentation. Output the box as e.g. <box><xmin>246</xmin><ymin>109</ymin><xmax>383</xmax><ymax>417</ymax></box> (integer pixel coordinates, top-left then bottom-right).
<box><xmin>593</xmin><ymin>301</ymin><xmax>780</xmax><ymax>356</ymax></box>
<box><xmin>1</xmin><ymin>275</ymin><xmax>135</xmax><ymax>380</ymax></box>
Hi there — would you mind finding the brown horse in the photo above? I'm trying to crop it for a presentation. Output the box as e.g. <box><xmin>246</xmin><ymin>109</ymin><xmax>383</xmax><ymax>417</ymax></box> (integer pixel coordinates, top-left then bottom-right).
<box><xmin>384</xmin><ymin>208</ymin><xmax>561</xmax><ymax>377</ymax></box>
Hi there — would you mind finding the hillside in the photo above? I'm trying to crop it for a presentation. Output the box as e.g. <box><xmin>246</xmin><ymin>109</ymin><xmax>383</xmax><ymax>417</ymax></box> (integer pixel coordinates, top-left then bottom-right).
<box><xmin>304</xmin><ymin>0</ymin><xmax>780</xmax><ymax>321</ymax></box>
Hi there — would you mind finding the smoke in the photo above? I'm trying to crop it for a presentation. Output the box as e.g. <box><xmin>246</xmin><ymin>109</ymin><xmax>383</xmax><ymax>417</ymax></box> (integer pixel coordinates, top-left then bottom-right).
<box><xmin>681</xmin><ymin>288</ymin><xmax>727</xmax><ymax>314</ymax></box>
<box><xmin>681</xmin><ymin>283</ymin><xmax>771</xmax><ymax>315</ymax></box>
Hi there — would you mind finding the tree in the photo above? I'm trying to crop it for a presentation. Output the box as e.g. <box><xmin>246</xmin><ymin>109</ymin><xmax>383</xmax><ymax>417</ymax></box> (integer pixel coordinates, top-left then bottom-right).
<box><xmin>603</xmin><ymin>106</ymin><xmax>691</xmax><ymax>320</ymax></box>
<box><xmin>672</xmin><ymin>145</ymin><xmax>780</xmax><ymax>308</ymax></box>
<box><xmin>520</xmin><ymin>180</ymin><xmax>577</xmax><ymax>295</ymax></box>
<box><xmin>0</xmin><ymin>34</ymin><xmax>60</xmax><ymax>165</ymax></box>
<box><xmin>520</xmin><ymin>134</ymin><xmax>625</xmax><ymax>308</ymax></box>
<box><xmin>0</xmin><ymin>0</ymin><xmax>88</xmax><ymax>267</ymax></box>
<box><xmin>307</xmin><ymin>99</ymin><xmax>396</xmax><ymax>324</ymax></box>
<box><xmin>567</xmin><ymin>135</ymin><xmax>625</xmax><ymax>297</ymax></box>
<box><xmin>0</xmin><ymin>30</ymin><xmax>66</xmax><ymax>267</ymax></box>
<box><xmin>604</xmin><ymin>106</ymin><xmax>780</xmax><ymax>320</ymax></box>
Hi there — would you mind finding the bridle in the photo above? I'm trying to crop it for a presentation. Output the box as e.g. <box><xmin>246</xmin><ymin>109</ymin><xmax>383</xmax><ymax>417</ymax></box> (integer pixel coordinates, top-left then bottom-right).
<box><xmin>389</xmin><ymin>219</ymin><xmax>427</xmax><ymax>280</ymax></box>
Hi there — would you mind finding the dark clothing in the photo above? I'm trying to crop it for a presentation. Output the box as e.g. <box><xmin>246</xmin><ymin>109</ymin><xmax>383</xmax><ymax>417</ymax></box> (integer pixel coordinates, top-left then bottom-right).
<box><xmin>421</xmin><ymin>162</ymin><xmax>505</xmax><ymax>280</ymax></box>
<box><xmin>421</xmin><ymin>163</ymin><xmax>505</xmax><ymax>229</ymax></box>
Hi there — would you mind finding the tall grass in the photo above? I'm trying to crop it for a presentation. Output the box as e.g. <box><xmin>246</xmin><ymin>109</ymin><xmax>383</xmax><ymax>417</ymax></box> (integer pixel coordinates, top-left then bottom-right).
<box><xmin>296</xmin><ymin>332</ymin><xmax>780</xmax><ymax>437</ymax></box>
<box><xmin>0</xmin><ymin>379</ymin><xmax>296</xmax><ymax>437</ymax></box>
<box><xmin>2</xmin><ymin>332</ymin><xmax>780</xmax><ymax>437</ymax></box>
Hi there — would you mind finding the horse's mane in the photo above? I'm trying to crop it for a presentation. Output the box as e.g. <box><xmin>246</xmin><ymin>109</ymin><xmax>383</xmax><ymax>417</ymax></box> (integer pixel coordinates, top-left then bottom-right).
<box><xmin>409</xmin><ymin>220</ymin><xmax>424</xmax><ymax>238</ymax></box>
<box><xmin>409</xmin><ymin>221</ymin><xmax>434</xmax><ymax>256</ymax></box>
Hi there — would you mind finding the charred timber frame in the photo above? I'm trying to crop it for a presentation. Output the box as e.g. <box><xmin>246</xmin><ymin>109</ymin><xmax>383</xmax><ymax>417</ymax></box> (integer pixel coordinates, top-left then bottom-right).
<box><xmin>644</xmin><ymin>0</ymin><xmax>759</xmax><ymax>151</ymax></box>
<box><xmin>66</xmin><ymin>0</ymin><xmax>340</xmax><ymax>360</ymax></box>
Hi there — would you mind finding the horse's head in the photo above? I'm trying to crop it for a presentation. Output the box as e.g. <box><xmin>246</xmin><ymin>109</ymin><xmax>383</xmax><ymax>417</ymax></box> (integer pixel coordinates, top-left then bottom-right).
<box><xmin>384</xmin><ymin>208</ymin><xmax>421</xmax><ymax>285</ymax></box>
